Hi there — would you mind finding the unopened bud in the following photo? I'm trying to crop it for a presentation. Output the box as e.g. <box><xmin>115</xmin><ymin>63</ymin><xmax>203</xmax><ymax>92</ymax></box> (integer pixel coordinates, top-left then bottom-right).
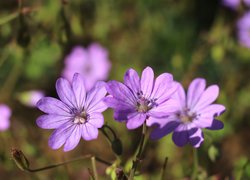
<box><xmin>116</xmin><ymin>167</ymin><xmax>127</xmax><ymax>180</ymax></box>
<box><xmin>11</xmin><ymin>148</ymin><xmax>29</xmax><ymax>171</ymax></box>
<box><xmin>111</xmin><ymin>138</ymin><xmax>123</xmax><ymax>156</ymax></box>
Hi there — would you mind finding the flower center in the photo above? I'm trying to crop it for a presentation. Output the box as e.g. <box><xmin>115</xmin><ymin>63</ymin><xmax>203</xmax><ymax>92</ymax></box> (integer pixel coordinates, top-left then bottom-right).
<box><xmin>73</xmin><ymin>111</ymin><xmax>89</xmax><ymax>124</ymax></box>
<box><xmin>136</xmin><ymin>92</ymin><xmax>157</xmax><ymax>113</ymax></box>
<box><xmin>137</xmin><ymin>100</ymin><xmax>150</xmax><ymax>113</ymax></box>
<box><xmin>178</xmin><ymin>108</ymin><xmax>196</xmax><ymax>124</ymax></box>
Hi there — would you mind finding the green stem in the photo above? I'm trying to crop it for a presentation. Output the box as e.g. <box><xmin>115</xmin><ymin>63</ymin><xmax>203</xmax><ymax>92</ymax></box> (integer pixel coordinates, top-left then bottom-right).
<box><xmin>91</xmin><ymin>157</ymin><xmax>98</xmax><ymax>180</ymax></box>
<box><xmin>25</xmin><ymin>155</ymin><xmax>111</xmax><ymax>173</ymax></box>
<box><xmin>160</xmin><ymin>157</ymin><xmax>168</xmax><ymax>180</ymax></box>
<box><xmin>128</xmin><ymin>123</ymin><xmax>147</xmax><ymax>180</ymax></box>
<box><xmin>191</xmin><ymin>149</ymin><xmax>199</xmax><ymax>180</ymax></box>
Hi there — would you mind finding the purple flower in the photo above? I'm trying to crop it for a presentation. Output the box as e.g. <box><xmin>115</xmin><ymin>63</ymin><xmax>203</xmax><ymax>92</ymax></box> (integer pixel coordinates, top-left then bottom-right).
<box><xmin>237</xmin><ymin>11</ymin><xmax>250</xmax><ymax>48</ymax></box>
<box><xmin>36</xmin><ymin>73</ymin><xmax>107</xmax><ymax>151</ymax></box>
<box><xmin>222</xmin><ymin>0</ymin><xmax>240</xmax><ymax>9</ymax></box>
<box><xmin>149</xmin><ymin>78</ymin><xmax>225</xmax><ymax>148</ymax></box>
<box><xmin>104</xmin><ymin>67</ymin><xmax>178</xmax><ymax>130</ymax></box>
<box><xmin>0</xmin><ymin>104</ymin><xmax>11</xmax><ymax>131</ymax></box>
<box><xmin>62</xmin><ymin>43</ymin><xmax>111</xmax><ymax>91</ymax></box>
<box><xmin>222</xmin><ymin>0</ymin><xmax>250</xmax><ymax>9</ymax></box>
<box><xmin>244</xmin><ymin>0</ymin><xmax>250</xmax><ymax>6</ymax></box>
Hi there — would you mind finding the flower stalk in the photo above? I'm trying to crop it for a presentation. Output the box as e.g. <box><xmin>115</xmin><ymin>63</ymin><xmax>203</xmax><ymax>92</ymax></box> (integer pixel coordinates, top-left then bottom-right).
<box><xmin>191</xmin><ymin>148</ymin><xmax>199</xmax><ymax>180</ymax></box>
<box><xmin>91</xmin><ymin>157</ymin><xmax>98</xmax><ymax>180</ymax></box>
<box><xmin>11</xmin><ymin>149</ymin><xmax>111</xmax><ymax>173</ymax></box>
<box><xmin>128</xmin><ymin>123</ymin><xmax>147</xmax><ymax>180</ymax></box>
<box><xmin>160</xmin><ymin>157</ymin><xmax>168</xmax><ymax>180</ymax></box>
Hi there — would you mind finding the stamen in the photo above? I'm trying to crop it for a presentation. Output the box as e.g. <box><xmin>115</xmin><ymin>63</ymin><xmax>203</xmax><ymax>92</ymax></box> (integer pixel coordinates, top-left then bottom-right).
<box><xmin>73</xmin><ymin>116</ymin><xmax>86</xmax><ymax>124</ymax></box>
<box><xmin>73</xmin><ymin>111</ymin><xmax>89</xmax><ymax>124</ymax></box>
<box><xmin>178</xmin><ymin>108</ymin><xmax>196</xmax><ymax>124</ymax></box>
<box><xmin>136</xmin><ymin>96</ymin><xmax>157</xmax><ymax>113</ymax></box>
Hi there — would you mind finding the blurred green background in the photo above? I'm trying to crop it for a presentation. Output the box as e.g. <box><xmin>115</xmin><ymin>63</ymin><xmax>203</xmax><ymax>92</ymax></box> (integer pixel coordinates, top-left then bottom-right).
<box><xmin>1</xmin><ymin>0</ymin><xmax>250</xmax><ymax>179</ymax></box>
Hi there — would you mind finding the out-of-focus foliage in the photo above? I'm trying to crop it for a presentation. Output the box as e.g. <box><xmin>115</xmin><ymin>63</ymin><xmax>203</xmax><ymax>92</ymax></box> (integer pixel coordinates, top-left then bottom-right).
<box><xmin>0</xmin><ymin>0</ymin><xmax>250</xmax><ymax>179</ymax></box>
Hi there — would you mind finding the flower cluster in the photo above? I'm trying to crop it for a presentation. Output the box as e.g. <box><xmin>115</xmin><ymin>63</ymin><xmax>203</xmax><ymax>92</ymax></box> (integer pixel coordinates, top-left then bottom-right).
<box><xmin>37</xmin><ymin>66</ymin><xmax>225</xmax><ymax>151</ymax></box>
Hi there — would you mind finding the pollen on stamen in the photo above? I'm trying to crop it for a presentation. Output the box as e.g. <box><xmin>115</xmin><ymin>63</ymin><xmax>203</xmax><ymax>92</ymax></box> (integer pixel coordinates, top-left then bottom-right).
<box><xmin>136</xmin><ymin>98</ymin><xmax>156</xmax><ymax>113</ymax></box>
<box><xmin>73</xmin><ymin>116</ymin><xmax>86</xmax><ymax>124</ymax></box>
<box><xmin>73</xmin><ymin>111</ymin><xmax>89</xmax><ymax>124</ymax></box>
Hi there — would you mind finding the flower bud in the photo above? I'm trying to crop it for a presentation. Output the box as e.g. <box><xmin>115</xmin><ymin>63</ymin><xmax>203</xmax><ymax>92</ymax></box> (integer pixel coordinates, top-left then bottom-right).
<box><xmin>11</xmin><ymin>148</ymin><xmax>29</xmax><ymax>171</ymax></box>
<box><xmin>111</xmin><ymin>138</ymin><xmax>123</xmax><ymax>156</ymax></box>
<box><xmin>116</xmin><ymin>167</ymin><xmax>127</xmax><ymax>180</ymax></box>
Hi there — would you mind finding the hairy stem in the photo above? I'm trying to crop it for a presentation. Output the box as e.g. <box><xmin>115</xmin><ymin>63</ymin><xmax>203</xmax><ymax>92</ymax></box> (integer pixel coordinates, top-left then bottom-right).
<box><xmin>160</xmin><ymin>157</ymin><xmax>168</xmax><ymax>180</ymax></box>
<box><xmin>191</xmin><ymin>149</ymin><xmax>199</xmax><ymax>180</ymax></box>
<box><xmin>128</xmin><ymin>123</ymin><xmax>147</xmax><ymax>180</ymax></box>
<box><xmin>91</xmin><ymin>157</ymin><xmax>98</xmax><ymax>180</ymax></box>
<box><xmin>25</xmin><ymin>155</ymin><xmax>111</xmax><ymax>173</ymax></box>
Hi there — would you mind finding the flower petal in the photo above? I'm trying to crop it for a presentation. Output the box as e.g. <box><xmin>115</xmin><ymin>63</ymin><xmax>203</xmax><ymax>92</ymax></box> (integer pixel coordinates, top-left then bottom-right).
<box><xmin>36</xmin><ymin>114</ymin><xmax>72</xmax><ymax>129</ymax></box>
<box><xmin>150</xmin><ymin>121</ymin><xmax>180</xmax><ymax>140</ymax></box>
<box><xmin>37</xmin><ymin>97</ymin><xmax>71</xmax><ymax>115</ymax></box>
<box><xmin>126</xmin><ymin>113</ymin><xmax>146</xmax><ymax>129</ymax></box>
<box><xmin>149</xmin><ymin>98</ymin><xmax>179</xmax><ymax>118</ymax></box>
<box><xmin>193</xmin><ymin>85</ymin><xmax>219</xmax><ymax>111</ymax></box>
<box><xmin>88</xmin><ymin>43</ymin><xmax>111</xmax><ymax>82</ymax></box>
<box><xmin>82</xmin><ymin>123</ymin><xmax>99</xmax><ymax>140</ymax></box>
<box><xmin>194</xmin><ymin>104</ymin><xmax>225</xmax><ymax>128</ymax></box>
<box><xmin>88</xmin><ymin>113</ymin><xmax>104</xmax><ymax>128</ymax></box>
<box><xmin>140</xmin><ymin>67</ymin><xmax>154</xmax><ymax>98</ymax></box>
<box><xmin>124</xmin><ymin>68</ymin><xmax>140</xmax><ymax>95</ymax></box>
<box><xmin>114</xmin><ymin>110</ymin><xmax>133</xmax><ymax>121</ymax></box>
<box><xmin>85</xmin><ymin>82</ymin><xmax>107</xmax><ymax>113</ymax></box>
<box><xmin>48</xmin><ymin>122</ymin><xmax>74</xmax><ymax>150</ymax></box>
<box><xmin>106</xmin><ymin>80</ymin><xmax>136</xmax><ymax>106</ymax></box>
<box><xmin>150</xmin><ymin>73</ymin><xmax>177</xmax><ymax>104</ymax></box>
<box><xmin>198</xmin><ymin>104</ymin><xmax>225</xmax><ymax>118</ymax></box>
<box><xmin>0</xmin><ymin>117</ymin><xmax>10</xmax><ymax>131</ymax></box>
<box><xmin>56</xmin><ymin>78</ymin><xmax>77</xmax><ymax>108</ymax></box>
<box><xmin>193</xmin><ymin>117</ymin><xmax>213</xmax><ymax>128</ymax></box>
<box><xmin>188</xmin><ymin>128</ymin><xmax>204</xmax><ymax>148</ymax></box>
<box><xmin>187</xmin><ymin>78</ymin><xmax>206</xmax><ymax>109</ymax></box>
<box><xmin>206</xmin><ymin>119</ymin><xmax>224</xmax><ymax>130</ymax></box>
<box><xmin>146</xmin><ymin>114</ymin><xmax>178</xmax><ymax>127</ymax></box>
<box><xmin>72</xmin><ymin>73</ymin><xmax>86</xmax><ymax>110</ymax></box>
<box><xmin>88</xmin><ymin>101</ymin><xmax>108</xmax><ymax>113</ymax></box>
<box><xmin>172</xmin><ymin>83</ymin><xmax>186</xmax><ymax>109</ymax></box>
<box><xmin>0</xmin><ymin>105</ymin><xmax>11</xmax><ymax>131</ymax></box>
<box><xmin>103</xmin><ymin>97</ymin><xmax>133</xmax><ymax>111</ymax></box>
<box><xmin>63</xmin><ymin>126</ymin><xmax>81</xmax><ymax>151</ymax></box>
<box><xmin>62</xmin><ymin>46</ymin><xmax>88</xmax><ymax>82</ymax></box>
<box><xmin>172</xmin><ymin>125</ymin><xmax>189</xmax><ymax>147</ymax></box>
